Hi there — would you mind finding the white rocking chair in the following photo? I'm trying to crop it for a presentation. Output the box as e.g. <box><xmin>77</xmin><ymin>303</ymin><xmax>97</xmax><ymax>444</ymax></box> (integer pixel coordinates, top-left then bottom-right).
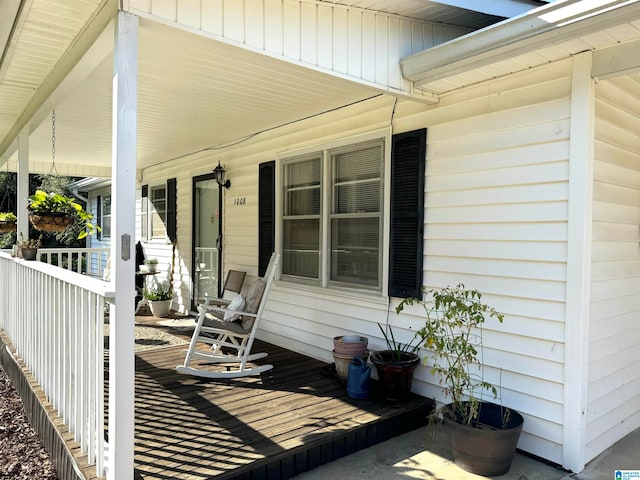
<box><xmin>176</xmin><ymin>253</ymin><xmax>280</xmax><ymax>379</ymax></box>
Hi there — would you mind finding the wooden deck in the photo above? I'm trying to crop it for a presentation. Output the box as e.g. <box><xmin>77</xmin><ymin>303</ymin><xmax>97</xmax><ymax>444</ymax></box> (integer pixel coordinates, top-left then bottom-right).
<box><xmin>113</xmin><ymin>318</ymin><xmax>434</xmax><ymax>480</ymax></box>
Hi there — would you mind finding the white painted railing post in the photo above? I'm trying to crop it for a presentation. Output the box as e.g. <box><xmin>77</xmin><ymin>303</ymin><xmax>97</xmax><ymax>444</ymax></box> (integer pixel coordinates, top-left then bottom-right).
<box><xmin>109</xmin><ymin>10</ymin><xmax>138</xmax><ymax>480</ymax></box>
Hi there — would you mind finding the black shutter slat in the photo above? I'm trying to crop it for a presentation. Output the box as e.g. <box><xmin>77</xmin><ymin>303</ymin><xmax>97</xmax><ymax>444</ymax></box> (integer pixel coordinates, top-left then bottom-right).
<box><xmin>389</xmin><ymin>129</ymin><xmax>426</xmax><ymax>299</ymax></box>
<box><xmin>166</xmin><ymin>178</ymin><xmax>177</xmax><ymax>243</ymax></box>
<box><xmin>258</xmin><ymin>161</ymin><xmax>276</xmax><ymax>277</ymax></box>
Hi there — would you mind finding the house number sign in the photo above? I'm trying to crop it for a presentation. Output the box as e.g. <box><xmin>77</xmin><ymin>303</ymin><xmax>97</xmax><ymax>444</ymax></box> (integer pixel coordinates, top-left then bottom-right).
<box><xmin>233</xmin><ymin>197</ymin><xmax>247</xmax><ymax>206</ymax></box>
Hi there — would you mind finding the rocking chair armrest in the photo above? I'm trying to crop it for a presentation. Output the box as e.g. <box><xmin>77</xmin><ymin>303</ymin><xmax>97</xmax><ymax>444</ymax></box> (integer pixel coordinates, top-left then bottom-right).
<box><xmin>203</xmin><ymin>304</ymin><xmax>254</xmax><ymax>317</ymax></box>
<box><xmin>207</xmin><ymin>298</ymin><xmax>230</xmax><ymax>307</ymax></box>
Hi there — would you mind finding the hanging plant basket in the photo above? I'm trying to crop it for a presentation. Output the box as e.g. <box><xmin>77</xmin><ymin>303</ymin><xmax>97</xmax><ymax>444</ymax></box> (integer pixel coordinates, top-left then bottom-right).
<box><xmin>29</xmin><ymin>213</ymin><xmax>73</xmax><ymax>232</ymax></box>
<box><xmin>0</xmin><ymin>220</ymin><xmax>17</xmax><ymax>233</ymax></box>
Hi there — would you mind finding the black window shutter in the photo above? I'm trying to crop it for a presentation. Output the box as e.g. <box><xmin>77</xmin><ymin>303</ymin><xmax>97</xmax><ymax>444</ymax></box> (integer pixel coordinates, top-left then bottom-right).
<box><xmin>258</xmin><ymin>161</ymin><xmax>276</xmax><ymax>277</ymax></box>
<box><xmin>141</xmin><ymin>184</ymin><xmax>148</xmax><ymax>198</ymax></box>
<box><xmin>96</xmin><ymin>195</ymin><xmax>102</xmax><ymax>241</ymax></box>
<box><xmin>389</xmin><ymin>129</ymin><xmax>427</xmax><ymax>299</ymax></box>
<box><xmin>166</xmin><ymin>178</ymin><xmax>177</xmax><ymax>243</ymax></box>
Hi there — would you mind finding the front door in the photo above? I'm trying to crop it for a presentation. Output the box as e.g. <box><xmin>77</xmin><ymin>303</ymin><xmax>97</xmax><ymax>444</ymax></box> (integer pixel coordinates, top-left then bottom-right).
<box><xmin>192</xmin><ymin>174</ymin><xmax>221</xmax><ymax>308</ymax></box>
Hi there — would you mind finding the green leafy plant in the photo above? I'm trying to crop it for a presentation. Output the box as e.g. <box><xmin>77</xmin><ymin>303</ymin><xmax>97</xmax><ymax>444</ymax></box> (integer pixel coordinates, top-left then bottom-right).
<box><xmin>0</xmin><ymin>212</ymin><xmax>17</xmax><ymax>222</ymax></box>
<box><xmin>27</xmin><ymin>190</ymin><xmax>99</xmax><ymax>239</ymax></box>
<box><xmin>143</xmin><ymin>283</ymin><xmax>173</xmax><ymax>301</ymax></box>
<box><xmin>396</xmin><ymin>284</ymin><xmax>505</xmax><ymax>427</ymax></box>
<box><xmin>377</xmin><ymin>323</ymin><xmax>423</xmax><ymax>361</ymax></box>
<box><xmin>144</xmin><ymin>258</ymin><xmax>158</xmax><ymax>265</ymax></box>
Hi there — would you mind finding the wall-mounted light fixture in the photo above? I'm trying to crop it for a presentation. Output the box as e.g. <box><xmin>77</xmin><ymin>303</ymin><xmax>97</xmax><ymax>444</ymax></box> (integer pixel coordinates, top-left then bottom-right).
<box><xmin>213</xmin><ymin>161</ymin><xmax>231</xmax><ymax>189</ymax></box>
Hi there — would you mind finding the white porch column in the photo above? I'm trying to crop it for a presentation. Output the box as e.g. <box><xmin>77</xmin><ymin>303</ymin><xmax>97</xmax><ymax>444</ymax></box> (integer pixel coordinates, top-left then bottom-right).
<box><xmin>17</xmin><ymin>133</ymin><xmax>29</xmax><ymax>239</ymax></box>
<box><xmin>563</xmin><ymin>51</ymin><xmax>595</xmax><ymax>473</ymax></box>
<box><xmin>108</xmin><ymin>11</ymin><xmax>138</xmax><ymax>480</ymax></box>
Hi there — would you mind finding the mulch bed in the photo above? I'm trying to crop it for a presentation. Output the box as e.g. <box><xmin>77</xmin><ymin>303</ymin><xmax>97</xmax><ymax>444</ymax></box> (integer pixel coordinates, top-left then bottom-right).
<box><xmin>0</xmin><ymin>364</ymin><xmax>58</xmax><ymax>479</ymax></box>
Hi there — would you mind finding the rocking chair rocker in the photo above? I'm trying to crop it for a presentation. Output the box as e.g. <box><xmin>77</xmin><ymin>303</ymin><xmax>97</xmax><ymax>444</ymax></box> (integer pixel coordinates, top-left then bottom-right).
<box><xmin>176</xmin><ymin>253</ymin><xmax>280</xmax><ymax>379</ymax></box>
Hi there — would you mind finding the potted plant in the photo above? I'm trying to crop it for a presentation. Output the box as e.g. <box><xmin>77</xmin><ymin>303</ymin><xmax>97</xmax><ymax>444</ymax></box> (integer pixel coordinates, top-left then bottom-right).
<box><xmin>140</xmin><ymin>258</ymin><xmax>159</xmax><ymax>273</ymax></box>
<box><xmin>396</xmin><ymin>284</ymin><xmax>524</xmax><ymax>476</ymax></box>
<box><xmin>143</xmin><ymin>283</ymin><xmax>173</xmax><ymax>317</ymax></box>
<box><xmin>0</xmin><ymin>212</ymin><xmax>17</xmax><ymax>232</ymax></box>
<box><xmin>370</xmin><ymin>324</ymin><xmax>422</xmax><ymax>400</ymax></box>
<box><xmin>17</xmin><ymin>234</ymin><xmax>42</xmax><ymax>261</ymax></box>
<box><xmin>27</xmin><ymin>190</ymin><xmax>98</xmax><ymax>238</ymax></box>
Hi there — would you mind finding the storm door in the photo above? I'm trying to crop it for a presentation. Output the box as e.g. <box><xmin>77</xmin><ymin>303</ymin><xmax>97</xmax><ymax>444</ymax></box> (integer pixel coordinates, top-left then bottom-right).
<box><xmin>192</xmin><ymin>174</ymin><xmax>222</xmax><ymax>308</ymax></box>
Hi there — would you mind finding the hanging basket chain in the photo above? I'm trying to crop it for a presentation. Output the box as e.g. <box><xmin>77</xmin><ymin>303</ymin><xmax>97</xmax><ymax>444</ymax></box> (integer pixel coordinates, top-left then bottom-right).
<box><xmin>49</xmin><ymin>108</ymin><xmax>59</xmax><ymax>177</ymax></box>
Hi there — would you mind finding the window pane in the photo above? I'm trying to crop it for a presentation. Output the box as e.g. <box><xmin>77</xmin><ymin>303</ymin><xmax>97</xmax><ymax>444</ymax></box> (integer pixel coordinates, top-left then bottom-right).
<box><xmin>284</xmin><ymin>158</ymin><xmax>321</xmax><ymax>216</ymax></box>
<box><xmin>101</xmin><ymin>196</ymin><xmax>111</xmax><ymax>238</ymax></box>
<box><xmin>283</xmin><ymin>218</ymin><xmax>319</xmax><ymax>279</ymax></box>
<box><xmin>150</xmin><ymin>186</ymin><xmax>167</xmax><ymax>238</ymax></box>
<box><xmin>286</xmin><ymin>158</ymin><xmax>321</xmax><ymax>188</ymax></box>
<box><xmin>334</xmin><ymin>145</ymin><xmax>382</xmax><ymax>182</ymax></box>
<box><xmin>335</xmin><ymin>180</ymin><xmax>380</xmax><ymax>214</ymax></box>
<box><xmin>286</xmin><ymin>188</ymin><xmax>320</xmax><ymax>216</ymax></box>
<box><xmin>331</xmin><ymin>217</ymin><xmax>379</xmax><ymax>286</ymax></box>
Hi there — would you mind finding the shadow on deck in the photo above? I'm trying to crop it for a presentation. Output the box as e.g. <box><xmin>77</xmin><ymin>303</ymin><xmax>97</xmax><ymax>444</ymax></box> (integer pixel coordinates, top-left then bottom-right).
<box><xmin>119</xmin><ymin>319</ymin><xmax>434</xmax><ymax>479</ymax></box>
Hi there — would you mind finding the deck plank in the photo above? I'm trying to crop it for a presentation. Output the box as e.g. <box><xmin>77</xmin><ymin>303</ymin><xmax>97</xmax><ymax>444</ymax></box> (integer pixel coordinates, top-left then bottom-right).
<box><xmin>117</xmin><ymin>325</ymin><xmax>433</xmax><ymax>480</ymax></box>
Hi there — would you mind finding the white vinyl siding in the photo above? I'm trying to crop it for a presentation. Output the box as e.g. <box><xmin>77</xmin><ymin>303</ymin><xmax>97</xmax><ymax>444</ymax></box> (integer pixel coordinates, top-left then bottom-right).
<box><xmin>141</xmin><ymin>58</ymin><xmax>574</xmax><ymax>465</ymax></box>
<box><xmin>397</xmin><ymin>59</ymin><xmax>574</xmax><ymax>465</ymax></box>
<box><xmin>587</xmin><ymin>76</ymin><xmax>640</xmax><ymax>461</ymax></box>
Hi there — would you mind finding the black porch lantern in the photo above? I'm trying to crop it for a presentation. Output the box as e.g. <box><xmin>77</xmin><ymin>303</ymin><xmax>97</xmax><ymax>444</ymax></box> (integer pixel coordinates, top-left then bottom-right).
<box><xmin>213</xmin><ymin>161</ymin><xmax>231</xmax><ymax>189</ymax></box>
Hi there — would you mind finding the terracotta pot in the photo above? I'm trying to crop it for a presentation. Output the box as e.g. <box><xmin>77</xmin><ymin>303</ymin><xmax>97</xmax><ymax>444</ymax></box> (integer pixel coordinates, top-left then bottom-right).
<box><xmin>370</xmin><ymin>350</ymin><xmax>420</xmax><ymax>400</ymax></box>
<box><xmin>443</xmin><ymin>401</ymin><xmax>524</xmax><ymax>476</ymax></box>
<box><xmin>333</xmin><ymin>336</ymin><xmax>368</xmax><ymax>356</ymax></box>
<box><xmin>332</xmin><ymin>350</ymin><xmax>369</xmax><ymax>384</ymax></box>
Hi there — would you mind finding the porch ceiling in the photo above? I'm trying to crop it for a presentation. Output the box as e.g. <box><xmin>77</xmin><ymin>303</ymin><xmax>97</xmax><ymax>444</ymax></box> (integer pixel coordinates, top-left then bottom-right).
<box><xmin>2</xmin><ymin>17</ymin><xmax>382</xmax><ymax>175</ymax></box>
<box><xmin>0</xmin><ymin>0</ymin><xmax>547</xmax><ymax>177</ymax></box>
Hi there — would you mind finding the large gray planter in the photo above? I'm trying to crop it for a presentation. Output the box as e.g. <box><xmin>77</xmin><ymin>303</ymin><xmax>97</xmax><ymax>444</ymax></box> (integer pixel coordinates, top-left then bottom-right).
<box><xmin>443</xmin><ymin>401</ymin><xmax>524</xmax><ymax>476</ymax></box>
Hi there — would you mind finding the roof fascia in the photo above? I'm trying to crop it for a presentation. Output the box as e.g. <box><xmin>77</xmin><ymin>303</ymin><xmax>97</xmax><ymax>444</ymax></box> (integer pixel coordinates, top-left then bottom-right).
<box><xmin>428</xmin><ymin>0</ymin><xmax>544</xmax><ymax>18</ymax></box>
<box><xmin>401</xmin><ymin>0</ymin><xmax>640</xmax><ymax>87</ymax></box>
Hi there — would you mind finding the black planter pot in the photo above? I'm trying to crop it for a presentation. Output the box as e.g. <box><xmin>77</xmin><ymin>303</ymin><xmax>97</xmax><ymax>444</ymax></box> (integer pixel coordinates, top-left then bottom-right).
<box><xmin>443</xmin><ymin>401</ymin><xmax>524</xmax><ymax>476</ymax></box>
<box><xmin>20</xmin><ymin>247</ymin><xmax>38</xmax><ymax>261</ymax></box>
<box><xmin>370</xmin><ymin>350</ymin><xmax>420</xmax><ymax>400</ymax></box>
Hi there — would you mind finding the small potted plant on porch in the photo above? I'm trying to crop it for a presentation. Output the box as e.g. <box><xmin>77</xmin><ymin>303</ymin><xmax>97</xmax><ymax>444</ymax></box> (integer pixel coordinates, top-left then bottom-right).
<box><xmin>370</xmin><ymin>324</ymin><xmax>422</xmax><ymax>401</ymax></box>
<box><xmin>396</xmin><ymin>284</ymin><xmax>524</xmax><ymax>476</ymax></box>
<box><xmin>27</xmin><ymin>190</ymin><xmax>98</xmax><ymax>238</ymax></box>
<box><xmin>0</xmin><ymin>212</ymin><xmax>17</xmax><ymax>232</ymax></box>
<box><xmin>140</xmin><ymin>258</ymin><xmax>159</xmax><ymax>273</ymax></box>
<box><xmin>143</xmin><ymin>283</ymin><xmax>173</xmax><ymax>317</ymax></box>
<box><xmin>17</xmin><ymin>233</ymin><xmax>42</xmax><ymax>261</ymax></box>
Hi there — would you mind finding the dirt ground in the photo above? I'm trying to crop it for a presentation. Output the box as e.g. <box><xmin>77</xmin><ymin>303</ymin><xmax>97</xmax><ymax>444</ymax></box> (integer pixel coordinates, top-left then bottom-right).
<box><xmin>0</xmin><ymin>364</ymin><xmax>58</xmax><ymax>480</ymax></box>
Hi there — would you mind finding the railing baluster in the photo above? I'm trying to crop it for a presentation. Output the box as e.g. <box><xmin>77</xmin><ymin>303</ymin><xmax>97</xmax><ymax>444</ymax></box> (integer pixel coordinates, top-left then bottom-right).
<box><xmin>0</xmin><ymin>253</ymin><xmax>109</xmax><ymax>475</ymax></box>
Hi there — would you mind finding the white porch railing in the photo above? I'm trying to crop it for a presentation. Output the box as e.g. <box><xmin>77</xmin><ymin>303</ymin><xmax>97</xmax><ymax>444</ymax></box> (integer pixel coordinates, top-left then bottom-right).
<box><xmin>38</xmin><ymin>247</ymin><xmax>110</xmax><ymax>277</ymax></box>
<box><xmin>0</xmin><ymin>252</ymin><xmax>114</xmax><ymax>476</ymax></box>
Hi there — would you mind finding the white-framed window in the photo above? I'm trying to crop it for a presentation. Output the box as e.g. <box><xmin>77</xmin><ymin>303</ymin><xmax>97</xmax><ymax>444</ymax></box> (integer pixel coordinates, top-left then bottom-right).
<box><xmin>142</xmin><ymin>184</ymin><xmax>167</xmax><ymax>240</ymax></box>
<box><xmin>98</xmin><ymin>195</ymin><xmax>111</xmax><ymax>240</ymax></box>
<box><xmin>280</xmin><ymin>137</ymin><xmax>385</xmax><ymax>292</ymax></box>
